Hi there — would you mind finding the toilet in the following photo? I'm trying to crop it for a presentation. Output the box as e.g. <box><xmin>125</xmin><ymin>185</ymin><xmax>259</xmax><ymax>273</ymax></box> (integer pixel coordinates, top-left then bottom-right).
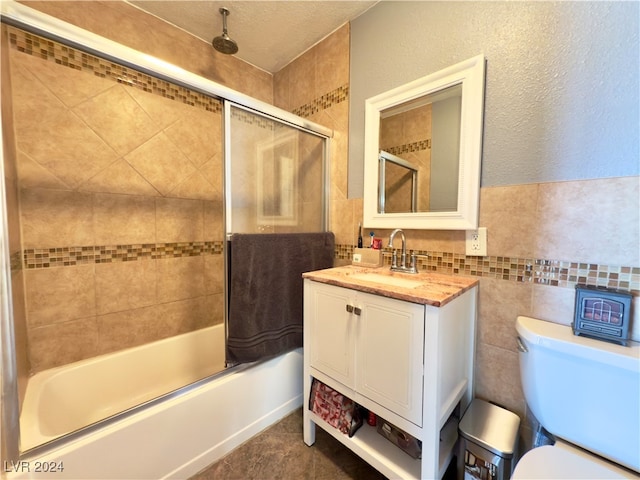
<box><xmin>512</xmin><ymin>316</ymin><xmax>640</xmax><ymax>479</ymax></box>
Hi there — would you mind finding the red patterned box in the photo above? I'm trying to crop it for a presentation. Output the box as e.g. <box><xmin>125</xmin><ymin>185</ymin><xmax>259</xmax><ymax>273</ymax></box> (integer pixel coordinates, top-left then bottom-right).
<box><xmin>309</xmin><ymin>378</ymin><xmax>362</xmax><ymax>436</ymax></box>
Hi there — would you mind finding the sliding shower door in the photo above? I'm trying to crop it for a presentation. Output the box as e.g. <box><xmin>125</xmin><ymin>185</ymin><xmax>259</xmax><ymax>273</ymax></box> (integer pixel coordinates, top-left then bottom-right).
<box><xmin>226</xmin><ymin>104</ymin><xmax>329</xmax><ymax>234</ymax></box>
<box><xmin>3</xmin><ymin>25</ymin><xmax>226</xmax><ymax>451</ymax></box>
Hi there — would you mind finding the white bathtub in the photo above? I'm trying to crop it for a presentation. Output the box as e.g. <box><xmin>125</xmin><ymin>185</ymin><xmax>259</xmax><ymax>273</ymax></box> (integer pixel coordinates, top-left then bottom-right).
<box><xmin>20</xmin><ymin>325</ymin><xmax>226</xmax><ymax>451</ymax></box>
<box><xmin>11</xmin><ymin>325</ymin><xmax>304</xmax><ymax>479</ymax></box>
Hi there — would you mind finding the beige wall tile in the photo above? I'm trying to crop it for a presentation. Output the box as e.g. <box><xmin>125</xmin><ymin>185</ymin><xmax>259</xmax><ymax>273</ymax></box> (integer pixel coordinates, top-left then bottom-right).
<box><xmin>287</xmin><ymin>49</ymin><xmax>317</xmax><ymax>110</ymax></box>
<box><xmin>164</xmin><ymin>107</ymin><xmax>220</xmax><ymax>168</ymax></box>
<box><xmin>204</xmin><ymin>255</ymin><xmax>224</xmax><ymax>295</ymax></box>
<box><xmin>81</xmin><ymin>159</ymin><xmax>159</xmax><ymax>196</ymax></box>
<box><xmin>479</xmin><ymin>184</ymin><xmax>538</xmax><ymax>258</ymax></box>
<box><xmin>170</xmin><ymin>171</ymin><xmax>216</xmax><ymax>201</ymax></box>
<box><xmin>13</xmin><ymin>49</ymin><xmax>112</xmax><ymax>108</ymax></box>
<box><xmin>314</xmin><ymin>24</ymin><xmax>350</xmax><ymax>96</ymax></box>
<box><xmin>95</xmin><ymin>260</ymin><xmax>157</xmax><ymax>315</ymax></box>
<box><xmin>204</xmin><ymin>200</ymin><xmax>224</xmax><ymax>241</ymax></box>
<box><xmin>73</xmin><ymin>85</ymin><xmax>161</xmax><ymax>157</ymax></box>
<box><xmin>96</xmin><ymin>305</ymin><xmax>159</xmax><ymax>354</ymax></box>
<box><xmin>536</xmin><ymin>177</ymin><xmax>640</xmax><ymax>266</ymax></box>
<box><xmin>93</xmin><ymin>193</ymin><xmax>156</xmax><ymax>245</ymax></box>
<box><xmin>21</xmin><ymin>189</ymin><xmax>94</xmax><ymax>249</ymax></box>
<box><xmin>530</xmin><ymin>284</ymin><xmax>575</xmax><ymax>326</ymax></box>
<box><xmin>273</xmin><ymin>66</ymin><xmax>292</xmax><ymax>111</ymax></box>
<box><xmin>154</xmin><ymin>297</ymin><xmax>215</xmax><ymax>338</ymax></box>
<box><xmin>402</xmin><ymin>229</ymin><xmax>466</xmax><ymax>254</ymax></box>
<box><xmin>28</xmin><ymin>317</ymin><xmax>99</xmax><ymax>371</ymax></box>
<box><xmin>25</xmin><ymin>265</ymin><xmax>96</xmax><ymax>327</ymax></box>
<box><xmin>207</xmin><ymin>293</ymin><xmax>225</xmax><ymax>326</ymax></box>
<box><xmin>156</xmin><ymin>197</ymin><xmax>204</xmax><ymax>243</ymax></box>
<box><xmin>198</xmin><ymin>151</ymin><xmax>224</xmax><ymax>196</ymax></box>
<box><xmin>156</xmin><ymin>256</ymin><xmax>206</xmax><ymax>303</ymax></box>
<box><xmin>474</xmin><ymin>342</ymin><xmax>525</xmax><ymax>417</ymax></box>
<box><xmin>126</xmin><ymin>87</ymin><xmax>190</xmax><ymax>130</ymax></box>
<box><xmin>17</xmin><ymin>150</ymin><xmax>68</xmax><ymax>190</ymax></box>
<box><xmin>331</xmin><ymin>197</ymin><xmax>356</xmax><ymax>245</ymax></box>
<box><xmin>124</xmin><ymin>133</ymin><xmax>196</xmax><ymax>196</ymax></box>
<box><xmin>477</xmin><ymin>277</ymin><xmax>532</xmax><ymax>352</ymax></box>
<box><xmin>11</xmin><ymin>61</ymin><xmax>118</xmax><ymax>189</ymax></box>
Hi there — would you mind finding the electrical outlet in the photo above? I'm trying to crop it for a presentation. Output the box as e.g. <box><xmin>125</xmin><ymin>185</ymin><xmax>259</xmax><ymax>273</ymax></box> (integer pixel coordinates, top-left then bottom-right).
<box><xmin>465</xmin><ymin>227</ymin><xmax>487</xmax><ymax>256</ymax></box>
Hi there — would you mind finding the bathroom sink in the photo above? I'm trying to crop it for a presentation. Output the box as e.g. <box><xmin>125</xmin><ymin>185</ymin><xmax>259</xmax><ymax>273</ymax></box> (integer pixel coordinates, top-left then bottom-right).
<box><xmin>349</xmin><ymin>272</ymin><xmax>423</xmax><ymax>289</ymax></box>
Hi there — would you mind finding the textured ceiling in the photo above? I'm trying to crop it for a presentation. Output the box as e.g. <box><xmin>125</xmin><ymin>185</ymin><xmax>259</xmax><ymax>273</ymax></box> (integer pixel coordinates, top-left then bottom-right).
<box><xmin>127</xmin><ymin>1</ymin><xmax>378</xmax><ymax>73</ymax></box>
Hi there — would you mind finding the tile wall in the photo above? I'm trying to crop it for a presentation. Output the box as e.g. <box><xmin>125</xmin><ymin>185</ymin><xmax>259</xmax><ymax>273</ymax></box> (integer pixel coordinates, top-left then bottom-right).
<box><xmin>7</xmin><ymin>27</ymin><xmax>225</xmax><ymax>373</ymax></box>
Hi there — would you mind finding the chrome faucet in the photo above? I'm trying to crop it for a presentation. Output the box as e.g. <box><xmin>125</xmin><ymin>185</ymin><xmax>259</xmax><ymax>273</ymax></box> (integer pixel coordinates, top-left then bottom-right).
<box><xmin>388</xmin><ymin>228</ymin><xmax>417</xmax><ymax>274</ymax></box>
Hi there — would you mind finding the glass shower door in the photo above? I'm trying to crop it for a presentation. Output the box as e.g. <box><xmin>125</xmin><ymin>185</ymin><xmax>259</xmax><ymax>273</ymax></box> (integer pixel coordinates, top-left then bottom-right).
<box><xmin>226</xmin><ymin>104</ymin><xmax>329</xmax><ymax>234</ymax></box>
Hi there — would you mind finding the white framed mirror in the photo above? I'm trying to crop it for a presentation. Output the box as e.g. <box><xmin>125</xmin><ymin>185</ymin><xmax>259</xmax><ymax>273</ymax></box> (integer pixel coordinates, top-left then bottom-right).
<box><xmin>363</xmin><ymin>54</ymin><xmax>486</xmax><ymax>230</ymax></box>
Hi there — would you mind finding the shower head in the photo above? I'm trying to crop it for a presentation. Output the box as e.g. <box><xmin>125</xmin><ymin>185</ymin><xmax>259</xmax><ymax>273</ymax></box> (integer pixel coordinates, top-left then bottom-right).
<box><xmin>212</xmin><ymin>7</ymin><xmax>238</xmax><ymax>55</ymax></box>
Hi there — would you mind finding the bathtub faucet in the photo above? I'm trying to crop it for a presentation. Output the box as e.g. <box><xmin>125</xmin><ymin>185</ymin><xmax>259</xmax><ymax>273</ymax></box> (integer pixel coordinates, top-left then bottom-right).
<box><xmin>388</xmin><ymin>229</ymin><xmax>417</xmax><ymax>274</ymax></box>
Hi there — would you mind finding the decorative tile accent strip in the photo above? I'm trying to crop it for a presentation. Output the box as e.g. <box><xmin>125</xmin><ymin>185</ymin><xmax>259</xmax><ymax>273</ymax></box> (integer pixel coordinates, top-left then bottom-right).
<box><xmin>383</xmin><ymin>139</ymin><xmax>431</xmax><ymax>156</ymax></box>
<box><xmin>22</xmin><ymin>241</ymin><xmax>224</xmax><ymax>269</ymax></box>
<box><xmin>334</xmin><ymin>244</ymin><xmax>640</xmax><ymax>295</ymax></box>
<box><xmin>292</xmin><ymin>85</ymin><xmax>349</xmax><ymax>118</ymax></box>
<box><xmin>15</xmin><ymin>240</ymin><xmax>639</xmax><ymax>294</ymax></box>
<box><xmin>230</xmin><ymin>108</ymin><xmax>277</xmax><ymax>131</ymax></box>
<box><xmin>7</xmin><ymin>26</ymin><xmax>222</xmax><ymax>113</ymax></box>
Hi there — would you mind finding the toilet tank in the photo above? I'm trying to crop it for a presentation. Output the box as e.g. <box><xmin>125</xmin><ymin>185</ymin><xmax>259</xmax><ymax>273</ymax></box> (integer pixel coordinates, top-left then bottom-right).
<box><xmin>516</xmin><ymin>316</ymin><xmax>640</xmax><ymax>473</ymax></box>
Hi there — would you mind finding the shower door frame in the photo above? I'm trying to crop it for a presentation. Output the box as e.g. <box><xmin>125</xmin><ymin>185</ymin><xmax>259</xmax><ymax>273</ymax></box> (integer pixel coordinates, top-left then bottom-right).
<box><xmin>0</xmin><ymin>0</ymin><xmax>332</xmax><ymax>460</ymax></box>
<box><xmin>223</xmin><ymin>101</ymin><xmax>332</xmax><ymax>236</ymax></box>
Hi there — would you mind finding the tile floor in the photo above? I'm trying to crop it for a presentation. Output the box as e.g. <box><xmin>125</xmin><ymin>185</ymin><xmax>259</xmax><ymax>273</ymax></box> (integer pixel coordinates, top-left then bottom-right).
<box><xmin>189</xmin><ymin>408</ymin><xmax>403</xmax><ymax>479</ymax></box>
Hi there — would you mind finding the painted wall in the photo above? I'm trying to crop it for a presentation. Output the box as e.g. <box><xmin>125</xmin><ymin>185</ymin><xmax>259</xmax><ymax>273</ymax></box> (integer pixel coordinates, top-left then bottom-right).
<box><xmin>349</xmin><ymin>1</ymin><xmax>639</xmax><ymax>194</ymax></box>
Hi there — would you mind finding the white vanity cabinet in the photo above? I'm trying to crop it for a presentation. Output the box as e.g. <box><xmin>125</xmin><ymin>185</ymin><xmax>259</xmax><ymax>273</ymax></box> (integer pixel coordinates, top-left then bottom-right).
<box><xmin>306</xmin><ymin>281</ymin><xmax>425</xmax><ymax>426</ymax></box>
<box><xmin>302</xmin><ymin>271</ymin><xmax>477</xmax><ymax>480</ymax></box>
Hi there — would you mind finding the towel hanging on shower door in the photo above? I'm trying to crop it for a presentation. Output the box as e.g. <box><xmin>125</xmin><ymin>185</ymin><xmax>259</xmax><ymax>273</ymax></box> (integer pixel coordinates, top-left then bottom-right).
<box><xmin>227</xmin><ymin>232</ymin><xmax>334</xmax><ymax>364</ymax></box>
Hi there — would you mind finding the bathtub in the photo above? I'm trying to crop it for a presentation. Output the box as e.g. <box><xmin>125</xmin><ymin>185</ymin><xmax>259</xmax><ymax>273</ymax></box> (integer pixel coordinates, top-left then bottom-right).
<box><xmin>11</xmin><ymin>325</ymin><xmax>304</xmax><ymax>479</ymax></box>
<box><xmin>20</xmin><ymin>325</ymin><xmax>226</xmax><ymax>451</ymax></box>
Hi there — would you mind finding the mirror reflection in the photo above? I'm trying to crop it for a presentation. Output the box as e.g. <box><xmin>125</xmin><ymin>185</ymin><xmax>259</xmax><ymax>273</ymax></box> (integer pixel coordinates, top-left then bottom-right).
<box><xmin>363</xmin><ymin>54</ymin><xmax>485</xmax><ymax>230</ymax></box>
<box><xmin>378</xmin><ymin>84</ymin><xmax>462</xmax><ymax>213</ymax></box>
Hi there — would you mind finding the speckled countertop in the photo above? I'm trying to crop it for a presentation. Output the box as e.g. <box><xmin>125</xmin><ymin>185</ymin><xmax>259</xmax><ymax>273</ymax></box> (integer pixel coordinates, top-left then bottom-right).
<box><xmin>303</xmin><ymin>265</ymin><xmax>478</xmax><ymax>307</ymax></box>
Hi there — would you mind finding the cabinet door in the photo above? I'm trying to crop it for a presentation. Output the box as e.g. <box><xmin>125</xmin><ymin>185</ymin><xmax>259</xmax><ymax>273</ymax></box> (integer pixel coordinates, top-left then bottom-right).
<box><xmin>307</xmin><ymin>282</ymin><xmax>356</xmax><ymax>389</ymax></box>
<box><xmin>356</xmin><ymin>292</ymin><xmax>425</xmax><ymax>426</ymax></box>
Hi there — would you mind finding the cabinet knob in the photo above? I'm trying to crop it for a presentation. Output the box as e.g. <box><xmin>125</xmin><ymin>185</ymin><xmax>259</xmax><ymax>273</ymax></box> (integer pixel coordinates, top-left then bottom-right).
<box><xmin>353</xmin><ymin>307</ymin><xmax>362</xmax><ymax>316</ymax></box>
<box><xmin>346</xmin><ymin>304</ymin><xmax>354</xmax><ymax>313</ymax></box>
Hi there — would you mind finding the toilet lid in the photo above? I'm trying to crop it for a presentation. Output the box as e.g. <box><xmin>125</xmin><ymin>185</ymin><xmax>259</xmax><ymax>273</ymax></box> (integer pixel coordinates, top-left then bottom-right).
<box><xmin>512</xmin><ymin>445</ymin><xmax>636</xmax><ymax>479</ymax></box>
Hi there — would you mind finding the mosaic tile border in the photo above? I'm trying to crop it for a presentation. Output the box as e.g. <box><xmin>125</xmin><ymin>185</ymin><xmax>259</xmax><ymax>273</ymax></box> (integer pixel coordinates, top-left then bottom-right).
<box><xmin>383</xmin><ymin>139</ymin><xmax>431</xmax><ymax>157</ymax></box>
<box><xmin>21</xmin><ymin>241</ymin><xmax>224</xmax><ymax>269</ymax></box>
<box><xmin>7</xmin><ymin>26</ymin><xmax>222</xmax><ymax>114</ymax></box>
<box><xmin>335</xmin><ymin>244</ymin><xmax>640</xmax><ymax>294</ymax></box>
<box><xmin>14</xmin><ymin>241</ymin><xmax>639</xmax><ymax>293</ymax></box>
<box><xmin>292</xmin><ymin>85</ymin><xmax>349</xmax><ymax>118</ymax></box>
<box><xmin>231</xmin><ymin>108</ymin><xmax>278</xmax><ymax>131</ymax></box>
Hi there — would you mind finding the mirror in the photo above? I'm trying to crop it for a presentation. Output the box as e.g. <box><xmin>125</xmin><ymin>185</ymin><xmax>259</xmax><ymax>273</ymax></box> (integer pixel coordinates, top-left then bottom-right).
<box><xmin>363</xmin><ymin>54</ymin><xmax>485</xmax><ymax>230</ymax></box>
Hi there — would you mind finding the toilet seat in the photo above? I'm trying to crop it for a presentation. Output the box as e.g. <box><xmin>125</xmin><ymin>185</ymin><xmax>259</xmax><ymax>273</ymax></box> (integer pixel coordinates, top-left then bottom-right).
<box><xmin>512</xmin><ymin>442</ymin><xmax>637</xmax><ymax>479</ymax></box>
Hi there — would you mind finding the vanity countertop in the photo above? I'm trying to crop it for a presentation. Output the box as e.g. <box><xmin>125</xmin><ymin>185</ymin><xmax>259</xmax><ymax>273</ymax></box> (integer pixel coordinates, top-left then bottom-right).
<box><xmin>303</xmin><ymin>265</ymin><xmax>478</xmax><ymax>307</ymax></box>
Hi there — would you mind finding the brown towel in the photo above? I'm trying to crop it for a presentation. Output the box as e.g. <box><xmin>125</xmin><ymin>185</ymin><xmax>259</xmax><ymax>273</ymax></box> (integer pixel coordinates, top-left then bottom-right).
<box><xmin>227</xmin><ymin>232</ymin><xmax>334</xmax><ymax>364</ymax></box>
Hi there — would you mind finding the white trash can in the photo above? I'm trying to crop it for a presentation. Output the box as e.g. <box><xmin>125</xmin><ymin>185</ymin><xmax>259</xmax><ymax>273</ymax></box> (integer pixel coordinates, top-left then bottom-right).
<box><xmin>458</xmin><ymin>399</ymin><xmax>520</xmax><ymax>480</ymax></box>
